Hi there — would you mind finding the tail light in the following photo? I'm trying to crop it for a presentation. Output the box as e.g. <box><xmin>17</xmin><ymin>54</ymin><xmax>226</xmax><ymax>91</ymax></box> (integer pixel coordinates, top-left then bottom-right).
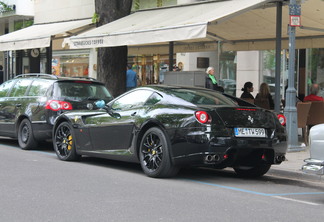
<box><xmin>195</xmin><ymin>111</ymin><xmax>211</xmax><ymax>124</ymax></box>
<box><xmin>45</xmin><ymin>100</ymin><xmax>73</xmax><ymax>111</ymax></box>
<box><xmin>277</xmin><ymin>114</ymin><xmax>286</xmax><ymax>126</ymax></box>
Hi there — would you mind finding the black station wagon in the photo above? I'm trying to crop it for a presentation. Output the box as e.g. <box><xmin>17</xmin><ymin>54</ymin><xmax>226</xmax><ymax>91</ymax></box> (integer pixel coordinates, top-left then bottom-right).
<box><xmin>0</xmin><ymin>74</ymin><xmax>113</xmax><ymax>149</ymax></box>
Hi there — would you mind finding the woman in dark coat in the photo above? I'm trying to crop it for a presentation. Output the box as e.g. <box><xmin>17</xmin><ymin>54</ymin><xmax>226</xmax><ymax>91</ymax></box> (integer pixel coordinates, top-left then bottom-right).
<box><xmin>255</xmin><ymin>82</ymin><xmax>274</xmax><ymax>110</ymax></box>
<box><xmin>240</xmin><ymin>81</ymin><xmax>254</xmax><ymax>99</ymax></box>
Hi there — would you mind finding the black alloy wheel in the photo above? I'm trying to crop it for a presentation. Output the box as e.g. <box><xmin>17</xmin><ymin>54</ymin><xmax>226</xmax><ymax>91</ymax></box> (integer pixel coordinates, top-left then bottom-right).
<box><xmin>139</xmin><ymin>127</ymin><xmax>179</xmax><ymax>178</ymax></box>
<box><xmin>18</xmin><ymin>119</ymin><xmax>38</xmax><ymax>150</ymax></box>
<box><xmin>53</xmin><ymin>122</ymin><xmax>80</xmax><ymax>161</ymax></box>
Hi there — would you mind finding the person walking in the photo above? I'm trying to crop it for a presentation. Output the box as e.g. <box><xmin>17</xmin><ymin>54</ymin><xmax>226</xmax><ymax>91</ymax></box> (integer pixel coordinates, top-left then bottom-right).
<box><xmin>126</xmin><ymin>65</ymin><xmax>137</xmax><ymax>91</ymax></box>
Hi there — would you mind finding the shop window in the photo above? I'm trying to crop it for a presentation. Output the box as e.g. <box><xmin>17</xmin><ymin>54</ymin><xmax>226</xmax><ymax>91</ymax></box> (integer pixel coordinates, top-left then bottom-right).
<box><xmin>52</xmin><ymin>54</ymin><xmax>89</xmax><ymax>77</ymax></box>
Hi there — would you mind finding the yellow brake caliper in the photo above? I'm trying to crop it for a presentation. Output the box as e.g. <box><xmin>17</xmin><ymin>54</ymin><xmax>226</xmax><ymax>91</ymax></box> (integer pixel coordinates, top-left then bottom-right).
<box><xmin>67</xmin><ymin>135</ymin><xmax>73</xmax><ymax>150</ymax></box>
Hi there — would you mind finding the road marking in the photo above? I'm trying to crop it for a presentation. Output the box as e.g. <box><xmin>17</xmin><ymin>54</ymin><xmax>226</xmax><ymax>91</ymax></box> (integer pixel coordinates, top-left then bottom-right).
<box><xmin>273</xmin><ymin>196</ymin><xmax>320</xmax><ymax>206</ymax></box>
<box><xmin>184</xmin><ymin>179</ymin><xmax>324</xmax><ymax>205</ymax></box>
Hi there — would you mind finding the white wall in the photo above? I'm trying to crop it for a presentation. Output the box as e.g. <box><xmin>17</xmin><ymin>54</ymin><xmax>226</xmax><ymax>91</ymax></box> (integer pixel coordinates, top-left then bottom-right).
<box><xmin>236</xmin><ymin>51</ymin><xmax>261</xmax><ymax>97</ymax></box>
<box><xmin>176</xmin><ymin>51</ymin><xmax>218</xmax><ymax>75</ymax></box>
<box><xmin>34</xmin><ymin>0</ymin><xmax>94</xmax><ymax>23</ymax></box>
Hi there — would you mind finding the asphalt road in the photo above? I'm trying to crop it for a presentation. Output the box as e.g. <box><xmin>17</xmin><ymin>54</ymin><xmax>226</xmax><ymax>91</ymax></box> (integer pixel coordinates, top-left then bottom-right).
<box><xmin>1</xmin><ymin>138</ymin><xmax>324</xmax><ymax>222</ymax></box>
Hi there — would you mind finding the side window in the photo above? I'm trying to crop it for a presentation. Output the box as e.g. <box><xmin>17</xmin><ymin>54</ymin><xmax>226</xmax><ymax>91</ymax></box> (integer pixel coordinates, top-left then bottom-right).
<box><xmin>145</xmin><ymin>92</ymin><xmax>162</xmax><ymax>105</ymax></box>
<box><xmin>0</xmin><ymin>80</ymin><xmax>16</xmax><ymax>97</ymax></box>
<box><xmin>28</xmin><ymin>80</ymin><xmax>52</xmax><ymax>96</ymax></box>
<box><xmin>112</xmin><ymin>90</ymin><xmax>153</xmax><ymax>110</ymax></box>
<box><xmin>9</xmin><ymin>79</ymin><xmax>33</xmax><ymax>97</ymax></box>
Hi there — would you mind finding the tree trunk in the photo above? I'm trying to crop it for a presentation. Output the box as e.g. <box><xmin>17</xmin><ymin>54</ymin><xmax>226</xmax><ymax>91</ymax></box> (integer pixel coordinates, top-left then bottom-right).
<box><xmin>95</xmin><ymin>0</ymin><xmax>133</xmax><ymax>97</ymax></box>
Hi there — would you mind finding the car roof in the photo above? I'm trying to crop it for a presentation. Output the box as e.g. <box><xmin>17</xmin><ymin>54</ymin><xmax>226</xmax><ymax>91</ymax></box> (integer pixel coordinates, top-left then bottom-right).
<box><xmin>14</xmin><ymin>73</ymin><xmax>102</xmax><ymax>84</ymax></box>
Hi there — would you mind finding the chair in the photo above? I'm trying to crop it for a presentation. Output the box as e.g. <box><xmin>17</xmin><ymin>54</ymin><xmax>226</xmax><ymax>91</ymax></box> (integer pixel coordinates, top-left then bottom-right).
<box><xmin>297</xmin><ymin>102</ymin><xmax>311</xmax><ymax>144</ymax></box>
<box><xmin>307</xmin><ymin>101</ymin><xmax>324</xmax><ymax>126</ymax></box>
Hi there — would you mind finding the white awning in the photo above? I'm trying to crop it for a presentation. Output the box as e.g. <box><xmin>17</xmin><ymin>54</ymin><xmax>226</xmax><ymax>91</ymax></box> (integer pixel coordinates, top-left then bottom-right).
<box><xmin>0</xmin><ymin>19</ymin><xmax>94</xmax><ymax>51</ymax></box>
<box><xmin>69</xmin><ymin>0</ymin><xmax>270</xmax><ymax>49</ymax></box>
<box><xmin>68</xmin><ymin>0</ymin><xmax>324</xmax><ymax>52</ymax></box>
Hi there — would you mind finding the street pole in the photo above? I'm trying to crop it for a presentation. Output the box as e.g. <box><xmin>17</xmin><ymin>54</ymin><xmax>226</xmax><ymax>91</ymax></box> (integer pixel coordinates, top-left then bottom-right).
<box><xmin>284</xmin><ymin>0</ymin><xmax>304</xmax><ymax>152</ymax></box>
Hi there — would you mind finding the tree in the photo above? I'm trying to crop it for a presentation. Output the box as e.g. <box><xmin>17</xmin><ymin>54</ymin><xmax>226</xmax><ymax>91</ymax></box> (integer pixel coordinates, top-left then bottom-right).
<box><xmin>95</xmin><ymin>0</ymin><xmax>133</xmax><ymax>97</ymax></box>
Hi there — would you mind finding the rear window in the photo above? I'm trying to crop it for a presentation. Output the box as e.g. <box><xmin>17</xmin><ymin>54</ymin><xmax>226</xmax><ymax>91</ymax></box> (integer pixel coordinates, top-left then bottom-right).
<box><xmin>166</xmin><ymin>88</ymin><xmax>237</xmax><ymax>106</ymax></box>
<box><xmin>54</xmin><ymin>82</ymin><xmax>112</xmax><ymax>101</ymax></box>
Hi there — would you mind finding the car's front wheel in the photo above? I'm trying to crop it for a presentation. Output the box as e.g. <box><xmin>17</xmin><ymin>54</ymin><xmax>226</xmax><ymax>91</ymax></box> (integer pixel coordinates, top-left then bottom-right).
<box><xmin>18</xmin><ymin>119</ymin><xmax>38</xmax><ymax>150</ymax></box>
<box><xmin>139</xmin><ymin>127</ymin><xmax>179</xmax><ymax>178</ymax></box>
<box><xmin>53</xmin><ymin>122</ymin><xmax>80</xmax><ymax>161</ymax></box>
<box><xmin>233</xmin><ymin>164</ymin><xmax>271</xmax><ymax>178</ymax></box>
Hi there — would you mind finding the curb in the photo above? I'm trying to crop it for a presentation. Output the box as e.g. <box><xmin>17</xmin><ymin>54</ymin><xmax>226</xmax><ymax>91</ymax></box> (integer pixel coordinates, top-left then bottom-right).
<box><xmin>268</xmin><ymin>168</ymin><xmax>324</xmax><ymax>183</ymax></box>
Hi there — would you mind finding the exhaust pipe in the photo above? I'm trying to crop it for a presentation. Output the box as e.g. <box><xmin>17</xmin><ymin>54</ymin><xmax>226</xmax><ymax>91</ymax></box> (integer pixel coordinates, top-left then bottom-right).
<box><xmin>275</xmin><ymin>155</ymin><xmax>286</xmax><ymax>163</ymax></box>
<box><xmin>205</xmin><ymin>155</ymin><xmax>214</xmax><ymax>162</ymax></box>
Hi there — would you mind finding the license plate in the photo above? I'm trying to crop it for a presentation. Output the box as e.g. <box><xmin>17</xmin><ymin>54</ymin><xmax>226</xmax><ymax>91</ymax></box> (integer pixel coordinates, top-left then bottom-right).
<box><xmin>234</xmin><ymin>128</ymin><xmax>266</xmax><ymax>137</ymax></box>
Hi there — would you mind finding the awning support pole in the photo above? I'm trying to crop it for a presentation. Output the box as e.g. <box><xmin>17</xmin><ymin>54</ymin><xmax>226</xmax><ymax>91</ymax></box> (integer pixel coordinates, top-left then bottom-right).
<box><xmin>169</xmin><ymin>41</ymin><xmax>174</xmax><ymax>71</ymax></box>
<box><xmin>274</xmin><ymin>1</ymin><xmax>282</xmax><ymax>113</ymax></box>
<box><xmin>46</xmin><ymin>41</ymin><xmax>52</xmax><ymax>74</ymax></box>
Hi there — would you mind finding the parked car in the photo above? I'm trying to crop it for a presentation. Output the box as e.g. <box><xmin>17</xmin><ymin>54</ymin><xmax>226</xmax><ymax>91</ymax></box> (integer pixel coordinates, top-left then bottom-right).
<box><xmin>52</xmin><ymin>85</ymin><xmax>287</xmax><ymax>178</ymax></box>
<box><xmin>0</xmin><ymin>74</ymin><xmax>113</xmax><ymax>150</ymax></box>
<box><xmin>302</xmin><ymin>123</ymin><xmax>324</xmax><ymax>175</ymax></box>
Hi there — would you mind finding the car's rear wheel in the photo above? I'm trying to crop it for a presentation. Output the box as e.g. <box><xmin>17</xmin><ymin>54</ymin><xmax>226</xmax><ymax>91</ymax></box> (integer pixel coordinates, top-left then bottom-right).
<box><xmin>18</xmin><ymin>119</ymin><xmax>38</xmax><ymax>150</ymax></box>
<box><xmin>139</xmin><ymin>127</ymin><xmax>179</xmax><ymax>178</ymax></box>
<box><xmin>53</xmin><ymin>122</ymin><xmax>80</xmax><ymax>161</ymax></box>
<box><xmin>233</xmin><ymin>164</ymin><xmax>271</xmax><ymax>178</ymax></box>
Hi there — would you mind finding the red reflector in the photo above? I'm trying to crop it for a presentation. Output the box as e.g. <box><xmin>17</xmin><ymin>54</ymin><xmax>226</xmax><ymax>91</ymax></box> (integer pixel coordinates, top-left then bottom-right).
<box><xmin>195</xmin><ymin>111</ymin><xmax>211</xmax><ymax>124</ymax></box>
<box><xmin>277</xmin><ymin>114</ymin><xmax>286</xmax><ymax>126</ymax></box>
<box><xmin>262</xmin><ymin>154</ymin><xmax>265</xmax><ymax>159</ymax></box>
<box><xmin>223</xmin><ymin>154</ymin><xmax>228</xmax><ymax>159</ymax></box>
<box><xmin>236</xmin><ymin>108</ymin><xmax>256</xmax><ymax>111</ymax></box>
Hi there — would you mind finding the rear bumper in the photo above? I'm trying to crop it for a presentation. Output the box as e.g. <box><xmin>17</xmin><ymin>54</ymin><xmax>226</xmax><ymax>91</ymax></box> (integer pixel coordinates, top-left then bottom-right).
<box><xmin>302</xmin><ymin>158</ymin><xmax>324</xmax><ymax>175</ymax></box>
<box><xmin>171</xmin><ymin>135</ymin><xmax>287</xmax><ymax>167</ymax></box>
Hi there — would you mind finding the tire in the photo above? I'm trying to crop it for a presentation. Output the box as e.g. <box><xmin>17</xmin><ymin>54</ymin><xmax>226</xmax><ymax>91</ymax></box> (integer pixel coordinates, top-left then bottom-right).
<box><xmin>18</xmin><ymin>119</ymin><xmax>38</xmax><ymax>150</ymax></box>
<box><xmin>53</xmin><ymin>122</ymin><xmax>80</xmax><ymax>161</ymax></box>
<box><xmin>233</xmin><ymin>164</ymin><xmax>271</xmax><ymax>178</ymax></box>
<box><xmin>139</xmin><ymin>127</ymin><xmax>179</xmax><ymax>178</ymax></box>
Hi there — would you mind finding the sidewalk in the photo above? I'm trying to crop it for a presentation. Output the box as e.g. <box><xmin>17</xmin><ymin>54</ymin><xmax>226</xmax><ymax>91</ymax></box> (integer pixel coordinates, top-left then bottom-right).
<box><xmin>269</xmin><ymin>140</ymin><xmax>324</xmax><ymax>183</ymax></box>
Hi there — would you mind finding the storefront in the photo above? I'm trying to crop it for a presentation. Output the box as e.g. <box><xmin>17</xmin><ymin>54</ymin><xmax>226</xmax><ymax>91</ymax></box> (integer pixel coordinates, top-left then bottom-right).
<box><xmin>128</xmin><ymin>54</ymin><xmax>174</xmax><ymax>85</ymax></box>
<box><xmin>52</xmin><ymin>50</ymin><xmax>90</xmax><ymax>77</ymax></box>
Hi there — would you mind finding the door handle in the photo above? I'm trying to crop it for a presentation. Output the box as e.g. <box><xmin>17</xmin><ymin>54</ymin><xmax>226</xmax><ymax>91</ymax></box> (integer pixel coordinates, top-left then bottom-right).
<box><xmin>15</xmin><ymin>104</ymin><xmax>22</xmax><ymax>107</ymax></box>
<box><xmin>131</xmin><ymin>112</ymin><xmax>137</xmax><ymax>116</ymax></box>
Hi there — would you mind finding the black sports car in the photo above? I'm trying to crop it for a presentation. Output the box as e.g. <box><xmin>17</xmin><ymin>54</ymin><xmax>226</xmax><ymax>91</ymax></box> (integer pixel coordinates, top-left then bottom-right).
<box><xmin>52</xmin><ymin>85</ymin><xmax>287</xmax><ymax>178</ymax></box>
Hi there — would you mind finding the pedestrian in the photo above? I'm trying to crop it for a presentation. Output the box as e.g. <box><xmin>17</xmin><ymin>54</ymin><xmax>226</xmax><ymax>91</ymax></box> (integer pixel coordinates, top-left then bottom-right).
<box><xmin>240</xmin><ymin>81</ymin><xmax>254</xmax><ymax>99</ymax></box>
<box><xmin>303</xmin><ymin>83</ymin><xmax>324</xmax><ymax>101</ymax></box>
<box><xmin>255</xmin><ymin>82</ymin><xmax>274</xmax><ymax>110</ymax></box>
<box><xmin>205</xmin><ymin>66</ymin><xmax>224</xmax><ymax>92</ymax></box>
<box><xmin>0</xmin><ymin>65</ymin><xmax>3</xmax><ymax>85</ymax></box>
<box><xmin>126</xmin><ymin>64</ymin><xmax>137</xmax><ymax>91</ymax></box>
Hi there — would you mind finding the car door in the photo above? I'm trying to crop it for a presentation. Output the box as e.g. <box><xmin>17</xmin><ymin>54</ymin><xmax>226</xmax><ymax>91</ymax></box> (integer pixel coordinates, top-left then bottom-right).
<box><xmin>87</xmin><ymin>89</ymin><xmax>154</xmax><ymax>153</ymax></box>
<box><xmin>0</xmin><ymin>79</ymin><xmax>17</xmax><ymax>136</ymax></box>
<box><xmin>0</xmin><ymin>79</ymin><xmax>33</xmax><ymax>136</ymax></box>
